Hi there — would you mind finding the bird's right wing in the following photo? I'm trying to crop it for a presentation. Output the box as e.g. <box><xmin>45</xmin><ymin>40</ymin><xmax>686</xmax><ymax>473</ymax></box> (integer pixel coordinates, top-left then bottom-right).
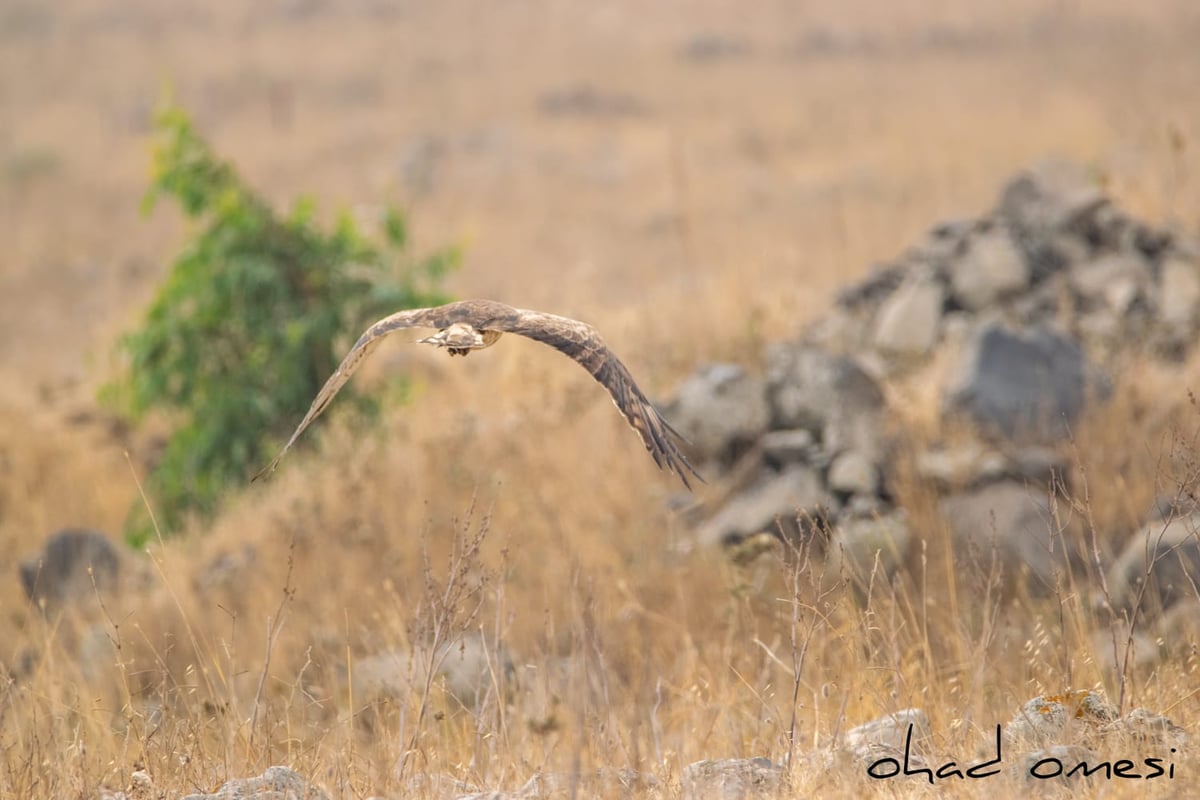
<box><xmin>252</xmin><ymin>304</ymin><xmax>459</xmax><ymax>480</ymax></box>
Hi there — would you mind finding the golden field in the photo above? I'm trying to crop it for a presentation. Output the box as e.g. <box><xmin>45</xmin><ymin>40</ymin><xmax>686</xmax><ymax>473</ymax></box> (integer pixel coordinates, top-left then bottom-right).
<box><xmin>2</xmin><ymin>1</ymin><xmax>1200</xmax><ymax>796</ymax></box>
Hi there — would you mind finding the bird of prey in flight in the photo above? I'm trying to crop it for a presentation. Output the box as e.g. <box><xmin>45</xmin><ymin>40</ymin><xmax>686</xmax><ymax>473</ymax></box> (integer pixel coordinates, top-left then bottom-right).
<box><xmin>254</xmin><ymin>299</ymin><xmax>702</xmax><ymax>488</ymax></box>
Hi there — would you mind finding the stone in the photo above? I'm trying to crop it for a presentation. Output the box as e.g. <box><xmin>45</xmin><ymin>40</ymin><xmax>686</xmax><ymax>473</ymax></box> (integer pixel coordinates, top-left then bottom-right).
<box><xmin>996</xmin><ymin>160</ymin><xmax>1108</xmax><ymax>240</ymax></box>
<box><xmin>826</xmin><ymin>450</ymin><xmax>879</xmax><ymax>496</ymax></box>
<box><xmin>180</xmin><ymin>766</ymin><xmax>331</xmax><ymax>800</ymax></box>
<box><xmin>1004</xmin><ymin>691</ymin><xmax>1117</xmax><ymax>747</ymax></box>
<box><xmin>826</xmin><ymin>511</ymin><xmax>909</xmax><ymax>582</ymax></box>
<box><xmin>940</xmin><ymin>481</ymin><xmax>1075</xmax><ymax>593</ymax></box>
<box><xmin>758</xmin><ymin>428</ymin><xmax>817</xmax><ymax>466</ymax></box>
<box><xmin>694</xmin><ymin>465</ymin><xmax>831</xmax><ymax>547</ymax></box>
<box><xmin>19</xmin><ymin>528</ymin><xmax>121</xmax><ymax>613</ymax></box>
<box><xmin>1090</xmin><ymin>622</ymin><xmax>1160</xmax><ymax>673</ymax></box>
<box><xmin>681</xmin><ymin>757</ymin><xmax>785</xmax><ymax>800</ymax></box>
<box><xmin>845</xmin><ymin>708</ymin><xmax>930</xmax><ymax>759</ymax></box>
<box><xmin>1102</xmin><ymin>708</ymin><xmax>1189</xmax><ymax>749</ymax></box>
<box><xmin>1158</xmin><ymin>255</ymin><xmax>1200</xmax><ymax>329</ymax></box>
<box><xmin>949</xmin><ymin>227</ymin><xmax>1030</xmax><ymax>310</ymax></box>
<box><xmin>351</xmin><ymin>633</ymin><xmax>513</xmax><ymax>716</ymax></box>
<box><xmin>664</xmin><ymin>363</ymin><xmax>770</xmax><ymax>465</ymax></box>
<box><xmin>943</xmin><ymin>323</ymin><xmax>1107</xmax><ymax>444</ymax></box>
<box><xmin>1105</xmin><ymin>513</ymin><xmax>1200</xmax><ymax>615</ymax></box>
<box><xmin>871</xmin><ymin>274</ymin><xmax>945</xmax><ymax>357</ymax></box>
<box><xmin>766</xmin><ymin>343</ymin><xmax>886</xmax><ymax>459</ymax></box>
<box><xmin>1069</xmin><ymin>252</ymin><xmax>1150</xmax><ymax>315</ymax></box>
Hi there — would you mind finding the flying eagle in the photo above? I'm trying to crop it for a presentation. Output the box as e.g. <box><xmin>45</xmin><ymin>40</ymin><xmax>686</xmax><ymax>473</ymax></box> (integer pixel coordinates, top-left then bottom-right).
<box><xmin>254</xmin><ymin>299</ymin><xmax>702</xmax><ymax>488</ymax></box>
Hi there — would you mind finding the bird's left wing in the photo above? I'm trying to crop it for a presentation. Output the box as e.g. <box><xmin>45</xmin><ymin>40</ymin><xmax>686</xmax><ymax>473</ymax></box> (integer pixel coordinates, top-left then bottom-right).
<box><xmin>493</xmin><ymin>308</ymin><xmax>704</xmax><ymax>489</ymax></box>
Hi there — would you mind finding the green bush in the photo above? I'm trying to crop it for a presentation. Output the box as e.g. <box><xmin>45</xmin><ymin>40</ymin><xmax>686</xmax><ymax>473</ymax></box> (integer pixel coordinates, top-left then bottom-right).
<box><xmin>106</xmin><ymin>104</ymin><xmax>457</xmax><ymax>545</ymax></box>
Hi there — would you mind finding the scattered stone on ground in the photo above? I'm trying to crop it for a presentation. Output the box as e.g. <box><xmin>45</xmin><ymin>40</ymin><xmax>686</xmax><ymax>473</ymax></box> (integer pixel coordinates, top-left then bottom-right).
<box><xmin>1105</xmin><ymin>512</ymin><xmax>1200</xmax><ymax>616</ymax></box>
<box><xmin>19</xmin><ymin>527</ymin><xmax>121</xmax><ymax>613</ymax></box>
<box><xmin>680</xmin><ymin>757</ymin><xmax>786</xmax><ymax>800</ymax></box>
<box><xmin>178</xmin><ymin>766</ymin><xmax>332</xmax><ymax>800</ymax></box>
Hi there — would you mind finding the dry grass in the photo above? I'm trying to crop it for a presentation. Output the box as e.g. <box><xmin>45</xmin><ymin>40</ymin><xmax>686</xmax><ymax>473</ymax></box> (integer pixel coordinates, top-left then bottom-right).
<box><xmin>2</xmin><ymin>1</ymin><xmax>1200</xmax><ymax>797</ymax></box>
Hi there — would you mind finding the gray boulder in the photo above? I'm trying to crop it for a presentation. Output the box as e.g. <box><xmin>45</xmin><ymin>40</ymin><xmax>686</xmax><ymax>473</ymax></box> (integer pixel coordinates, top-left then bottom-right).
<box><xmin>766</xmin><ymin>343</ymin><xmax>886</xmax><ymax>458</ymax></box>
<box><xmin>871</xmin><ymin>273</ymin><xmax>945</xmax><ymax>358</ymax></box>
<box><xmin>694</xmin><ymin>465</ymin><xmax>831</xmax><ymax>547</ymax></box>
<box><xmin>825</xmin><ymin>510</ymin><xmax>910</xmax><ymax>585</ymax></box>
<box><xmin>664</xmin><ymin>363</ymin><xmax>770</xmax><ymax>465</ymax></box>
<box><xmin>940</xmin><ymin>481</ymin><xmax>1074</xmax><ymax>592</ymax></box>
<box><xmin>950</xmin><ymin>226</ymin><xmax>1030</xmax><ymax>310</ymax></box>
<box><xmin>350</xmin><ymin>633</ymin><xmax>513</xmax><ymax>716</ymax></box>
<box><xmin>1069</xmin><ymin>252</ymin><xmax>1150</xmax><ymax>316</ymax></box>
<box><xmin>943</xmin><ymin>323</ymin><xmax>1107</xmax><ymax>444</ymax></box>
<box><xmin>845</xmin><ymin>708</ymin><xmax>930</xmax><ymax>759</ymax></box>
<box><xmin>758</xmin><ymin>428</ymin><xmax>818</xmax><ymax>466</ymax></box>
<box><xmin>1157</xmin><ymin>255</ymin><xmax>1200</xmax><ymax>329</ymax></box>
<box><xmin>1004</xmin><ymin>691</ymin><xmax>1117</xmax><ymax>748</ymax></box>
<box><xmin>180</xmin><ymin>766</ymin><xmax>331</xmax><ymax>800</ymax></box>
<box><xmin>1106</xmin><ymin>513</ymin><xmax>1200</xmax><ymax>615</ymax></box>
<box><xmin>997</xmin><ymin>161</ymin><xmax>1107</xmax><ymax>234</ymax></box>
<box><xmin>826</xmin><ymin>450</ymin><xmax>880</xmax><ymax>496</ymax></box>
<box><xmin>681</xmin><ymin>757</ymin><xmax>785</xmax><ymax>800</ymax></box>
<box><xmin>19</xmin><ymin>528</ymin><xmax>120</xmax><ymax>613</ymax></box>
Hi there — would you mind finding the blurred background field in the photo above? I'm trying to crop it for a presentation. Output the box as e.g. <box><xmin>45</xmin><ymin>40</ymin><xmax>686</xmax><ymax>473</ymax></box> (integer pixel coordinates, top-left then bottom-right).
<box><xmin>2</xmin><ymin>1</ymin><xmax>1200</xmax><ymax>797</ymax></box>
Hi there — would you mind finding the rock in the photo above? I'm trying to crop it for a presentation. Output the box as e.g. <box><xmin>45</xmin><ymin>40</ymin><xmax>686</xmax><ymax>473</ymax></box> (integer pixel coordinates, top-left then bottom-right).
<box><xmin>871</xmin><ymin>274</ymin><xmax>945</xmax><ymax>357</ymax></box>
<box><xmin>1157</xmin><ymin>599</ymin><xmax>1200</xmax><ymax>652</ymax></box>
<box><xmin>665</xmin><ymin>363</ymin><xmax>770</xmax><ymax>465</ymax></box>
<box><xmin>915</xmin><ymin>443</ymin><xmax>1066</xmax><ymax>490</ymax></box>
<box><xmin>949</xmin><ymin>227</ymin><xmax>1030</xmax><ymax>310</ymax></box>
<box><xmin>457</xmin><ymin>770</ymin><xmax>648</xmax><ymax>800</ymax></box>
<box><xmin>1145</xmin><ymin>493</ymin><xmax>1198</xmax><ymax>522</ymax></box>
<box><xmin>826</xmin><ymin>511</ymin><xmax>909</xmax><ymax>583</ymax></box>
<box><xmin>1157</xmin><ymin>255</ymin><xmax>1200</xmax><ymax>330</ymax></box>
<box><xmin>835</xmin><ymin>266</ymin><xmax>905</xmax><ymax>309</ymax></box>
<box><xmin>845</xmin><ymin>708</ymin><xmax>930</xmax><ymax>759</ymax></box>
<box><xmin>681</xmin><ymin>757</ymin><xmax>785</xmax><ymax>800</ymax></box>
<box><xmin>1105</xmin><ymin>513</ymin><xmax>1200</xmax><ymax>615</ymax></box>
<box><xmin>996</xmin><ymin>160</ymin><xmax>1108</xmax><ymax>244</ymax></box>
<box><xmin>196</xmin><ymin>544</ymin><xmax>257</xmax><ymax>591</ymax></box>
<box><xmin>351</xmin><ymin>633</ymin><xmax>513</xmax><ymax>717</ymax></box>
<box><xmin>996</xmin><ymin>162</ymin><xmax>1110</xmax><ymax>287</ymax></box>
<box><xmin>19</xmin><ymin>528</ymin><xmax>121</xmax><ymax>613</ymax></box>
<box><xmin>180</xmin><ymin>766</ymin><xmax>331</xmax><ymax>800</ymax></box>
<box><xmin>940</xmin><ymin>481</ymin><xmax>1074</xmax><ymax>592</ymax></box>
<box><xmin>759</xmin><ymin>428</ymin><xmax>817</xmax><ymax>466</ymax></box>
<box><xmin>1102</xmin><ymin>708</ymin><xmax>1189</xmax><ymax>749</ymax></box>
<box><xmin>1090</xmin><ymin>621</ymin><xmax>1160</xmax><ymax>673</ymax></box>
<box><xmin>914</xmin><ymin>441</ymin><xmax>994</xmax><ymax>488</ymax></box>
<box><xmin>1004</xmin><ymin>691</ymin><xmax>1117</xmax><ymax>747</ymax></box>
<box><xmin>694</xmin><ymin>465</ymin><xmax>831</xmax><ymax>547</ymax></box>
<box><xmin>1069</xmin><ymin>252</ymin><xmax>1150</xmax><ymax>315</ymax></box>
<box><xmin>1006</xmin><ymin>446</ymin><xmax>1069</xmax><ymax>485</ymax></box>
<box><xmin>766</xmin><ymin>343</ymin><xmax>886</xmax><ymax>459</ymax></box>
<box><xmin>826</xmin><ymin>450</ymin><xmax>879</xmax><ymax>496</ymax></box>
<box><xmin>943</xmin><ymin>323</ymin><xmax>1107</xmax><ymax>444</ymax></box>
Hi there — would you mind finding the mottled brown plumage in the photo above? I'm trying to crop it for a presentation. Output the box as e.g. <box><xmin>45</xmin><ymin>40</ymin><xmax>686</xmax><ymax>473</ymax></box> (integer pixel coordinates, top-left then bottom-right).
<box><xmin>254</xmin><ymin>299</ymin><xmax>702</xmax><ymax>488</ymax></box>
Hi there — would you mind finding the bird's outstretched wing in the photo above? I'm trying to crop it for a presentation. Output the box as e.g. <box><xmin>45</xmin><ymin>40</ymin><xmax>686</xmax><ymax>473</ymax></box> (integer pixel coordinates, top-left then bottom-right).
<box><xmin>254</xmin><ymin>299</ymin><xmax>702</xmax><ymax>488</ymax></box>
<box><xmin>252</xmin><ymin>304</ymin><xmax>465</xmax><ymax>480</ymax></box>
<box><xmin>488</xmin><ymin>306</ymin><xmax>703</xmax><ymax>489</ymax></box>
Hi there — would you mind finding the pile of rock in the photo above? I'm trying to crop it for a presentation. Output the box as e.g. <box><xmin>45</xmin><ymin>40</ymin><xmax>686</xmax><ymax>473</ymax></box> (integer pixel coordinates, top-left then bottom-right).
<box><xmin>667</xmin><ymin>160</ymin><xmax>1200</xmax><ymax>615</ymax></box>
